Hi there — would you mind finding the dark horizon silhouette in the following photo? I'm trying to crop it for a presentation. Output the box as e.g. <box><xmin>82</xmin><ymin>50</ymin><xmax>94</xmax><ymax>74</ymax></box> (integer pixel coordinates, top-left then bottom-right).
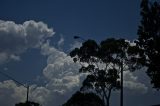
<box><xmin>15</xmin><ymin>101</ymin><xmax>40</xmax><ymax>106</ymax></box>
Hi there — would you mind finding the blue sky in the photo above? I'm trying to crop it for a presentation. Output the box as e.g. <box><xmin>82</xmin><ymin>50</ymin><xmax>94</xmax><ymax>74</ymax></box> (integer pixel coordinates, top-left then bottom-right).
<box><xmin>0</xmin><ymin>0</ymin><xmax>160</xmax><ymax>106</ymax></box>
<box><xmin>0</xmin><ymin>0</ymin><xmax>140</xmax><ymax>40</ymax></box>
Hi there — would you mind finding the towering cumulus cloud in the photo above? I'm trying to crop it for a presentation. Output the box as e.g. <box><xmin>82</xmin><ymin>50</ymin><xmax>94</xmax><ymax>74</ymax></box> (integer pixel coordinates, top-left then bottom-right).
<box><xmin>0</xmin><ymin>20</ymin><xmax>149</xmax><ymax>106</ymax></box>
<box><xmin>0</xmin><ymin>20</ymin><xmax>54</xmax><ymax>64</ymax></box>
<box><xmin>40</xmin><ymin>41</ymin><xmax>85</xmax><ymax>106</ymax></box>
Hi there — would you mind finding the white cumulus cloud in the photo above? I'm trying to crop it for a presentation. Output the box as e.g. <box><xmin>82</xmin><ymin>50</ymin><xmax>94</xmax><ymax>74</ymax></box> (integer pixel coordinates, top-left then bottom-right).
<box><xmin>124</xmin><ymin>71</ymin><xmax>148</xmax><ymax>93</ymax></box>
<box><xmin>40</xmin><ymin>41</ymin><xmax>86</xmax><ymax>105</ymax></box>
<box><xmin>69</xmin><ymin>41</ymin><xmax>82</xmax><ymax>51</ymax></box>
<box><xmin>0</xmin><ymin>19</ymin><xmax>149</xmax><ymax>106</ymax></box>
<box><xmin>0</xmin><ymin>20</ymin><xmax>55</xmax><ymax>64</ymax></box>
<box><xmin>0</xmin><ymin>80</ymin><xmax>26</xmax><ymax>106</ymax></box>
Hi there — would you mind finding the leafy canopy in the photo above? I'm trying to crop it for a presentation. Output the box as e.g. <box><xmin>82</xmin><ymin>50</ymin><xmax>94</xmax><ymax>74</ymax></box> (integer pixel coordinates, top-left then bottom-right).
<box><xmin>70</xmin><ymin>38</ymin><xmax>141</xmax><ymax>106</ymax></box>
<box><xmin>137</xmin><ymin>0</ymin><xmax>160</xmax><ymax>89</ymax></box>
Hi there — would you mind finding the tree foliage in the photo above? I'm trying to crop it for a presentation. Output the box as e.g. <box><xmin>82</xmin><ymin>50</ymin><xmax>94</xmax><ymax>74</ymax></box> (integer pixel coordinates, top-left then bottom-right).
<box><xmin>70</xmin><ymin>38</ymin><xmax>140</xmax><ymax>106</ymax></box>
<box><xmin>137</xmin><ymin>0</ymin><xmax>160</xmax><ymax>89</ymax></box>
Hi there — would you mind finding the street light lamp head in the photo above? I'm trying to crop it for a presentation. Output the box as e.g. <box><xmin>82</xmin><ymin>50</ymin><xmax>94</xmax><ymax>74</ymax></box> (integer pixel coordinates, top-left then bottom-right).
<box><xmin>73</xmin><ymin>36</ymin><xmax>80</xmax><ymax>39</ymax></box>
<box><xmin>73</xmin><ymin>36</ymin><xmax>86</xmax><ymax>41</ymax></box>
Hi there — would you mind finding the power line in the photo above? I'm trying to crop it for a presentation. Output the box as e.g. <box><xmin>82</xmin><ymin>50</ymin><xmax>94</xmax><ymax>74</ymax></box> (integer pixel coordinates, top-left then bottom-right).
<box><xmin>0</xmin><ymin>70</ymin><xmax>29</xmax><ymax>102</ymax></box>
<box><xmin>0</xmin><ymin>71</ymin><xmax>26</xmax><ymax>87</ymax></box>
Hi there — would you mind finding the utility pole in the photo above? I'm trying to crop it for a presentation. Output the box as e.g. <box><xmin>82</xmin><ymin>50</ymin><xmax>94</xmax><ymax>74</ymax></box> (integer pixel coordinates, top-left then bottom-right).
<box><xmin>0</xmin><ymin>70</ymin><xmax>29</xmax><ymax>102</ymax></box>
<box><xmin>26</xmin><ymin>85</ymin><xmax>29</xmax><ymax>102</ymax></box>
<box><xmin>120</xmin><ymin>60</ymin><xmax>123</xmax><ymax>106</ymax></box>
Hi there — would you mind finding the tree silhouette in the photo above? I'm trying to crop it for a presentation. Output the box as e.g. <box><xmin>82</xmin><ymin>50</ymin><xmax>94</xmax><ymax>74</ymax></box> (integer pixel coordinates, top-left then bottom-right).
<box><xmin>63</xmin><ymin>91</ymin><xmax>104</xmax><ymax>106</ymax></box>
<box><xmin>70</xmin><ymin>38</ymin><xmax>140</xmax><ymax>106</ymax></box>
<box><xmin>137</xmin><ymin>0</ymin><xmax>160</xmax><ymax>89</ymax></box>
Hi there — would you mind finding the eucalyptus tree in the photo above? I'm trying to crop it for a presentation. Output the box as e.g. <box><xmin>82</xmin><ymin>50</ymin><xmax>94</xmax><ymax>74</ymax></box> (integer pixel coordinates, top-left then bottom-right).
<box><xmin>137</xmin><ymin>0</ymin><xmax>160</xmax><ymax>89</ymax></box>
<box><xmin>70</xmin><ymin>38</ymin><xmax>141</xmax><ymax>106</ymax></box>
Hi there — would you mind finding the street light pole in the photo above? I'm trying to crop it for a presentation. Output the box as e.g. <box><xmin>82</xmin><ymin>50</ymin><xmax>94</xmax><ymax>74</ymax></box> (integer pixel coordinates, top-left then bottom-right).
<box><xmin>0</xmin><ymin>70</ymin><xmax>29</xmax><ymax>103</ymax></box>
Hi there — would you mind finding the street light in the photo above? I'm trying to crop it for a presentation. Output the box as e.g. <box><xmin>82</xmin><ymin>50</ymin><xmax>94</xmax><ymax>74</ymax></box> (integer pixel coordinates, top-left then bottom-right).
<box><xmin>0</xmin><ymin>70</ymin><xmax>30</xmax><ymax>102</ymax></box>
<box><xmin>73</xmin><ymin>36</ymin><xmax>86</xmax><ymax>41</ymax></box>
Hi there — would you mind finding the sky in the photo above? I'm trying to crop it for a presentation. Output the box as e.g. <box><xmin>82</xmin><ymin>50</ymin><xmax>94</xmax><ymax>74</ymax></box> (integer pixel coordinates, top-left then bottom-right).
<box><xmin>0</xmin><ymin>0</ymin><xmax>160</xmax><ymax>106</ymax></box>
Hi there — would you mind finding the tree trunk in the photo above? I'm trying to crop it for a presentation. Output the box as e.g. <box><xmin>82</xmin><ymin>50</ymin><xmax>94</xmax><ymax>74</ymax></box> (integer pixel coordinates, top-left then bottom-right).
<box><xmin>107</xmin><ymin>98</ymin><xmax>110</xmax><ymax>106</ymax></box>
<box><xmin>106</xmin><ymin>88</ymin><xmax>112</xmax><ymax>106</ymax></box>
<box><xmin>103</xmin><ymin>88</ymin><xmax>112</xmax><ymax>106</ymax></box>
<box><xmin>120</xmin><ymin>61</ymin><xmax>123</xmax><ymax>106</ymax></box>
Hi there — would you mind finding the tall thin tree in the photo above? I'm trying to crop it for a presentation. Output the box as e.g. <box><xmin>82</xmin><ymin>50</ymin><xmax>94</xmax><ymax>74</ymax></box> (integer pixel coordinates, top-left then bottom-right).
<box><xmin>137</xmin><ymin>0</ymin><xmax>160</xmax><ymax>89</ymax></box>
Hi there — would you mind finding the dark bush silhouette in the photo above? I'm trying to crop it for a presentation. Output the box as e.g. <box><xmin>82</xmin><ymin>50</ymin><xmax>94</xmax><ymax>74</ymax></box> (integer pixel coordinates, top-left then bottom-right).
<box><xmin>15</xmin><ymin>101</ymin><xmax>40</xmax><ymax>106</ymax></box>
<box><xmin>63</xmin><ymin>91</ymin><xmax>104</xmax><ymax>106</ymax></box>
